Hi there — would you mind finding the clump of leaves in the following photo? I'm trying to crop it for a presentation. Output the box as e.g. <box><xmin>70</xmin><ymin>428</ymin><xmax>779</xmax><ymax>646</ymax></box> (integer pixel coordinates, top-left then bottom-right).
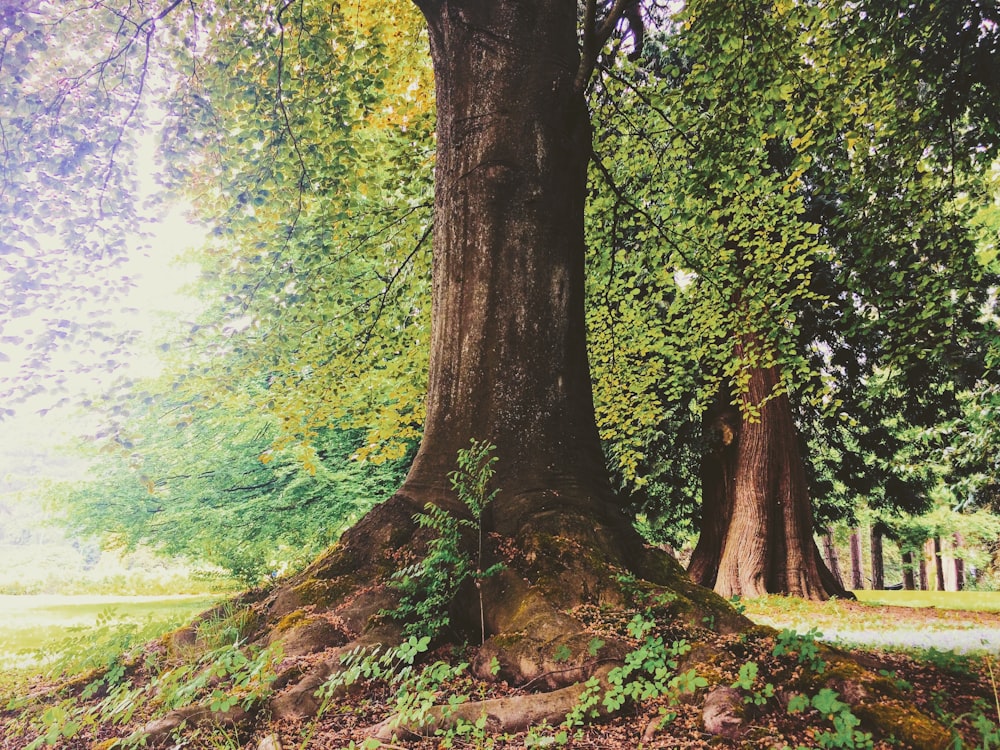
<box><xmin>555</xmin><ymin>612</ymin><xmax>707</xmax><ymax>744</ymax></box>
<box><xmin>773</xmin><ymin>627</ymin><xmax>826</xmax><ymax>674</ymax></box>
<box><xmin>786</xmin><ymin>688</ymin><xmax>874</xmax><ymax>750</ymax></box>
<box><xmin>318</xmin><ymin>636</ymin><xmax>485</xmax><ymax>749</ymax></box>
<box><xmin>913</xmin><ymin>647</ymin><xmax>979</xmax><ymax>677</ymax></box>
<box><xmin>731</xmin><ymin>660</ymin><xmax>775</xmax><ymax>706</ymax></box>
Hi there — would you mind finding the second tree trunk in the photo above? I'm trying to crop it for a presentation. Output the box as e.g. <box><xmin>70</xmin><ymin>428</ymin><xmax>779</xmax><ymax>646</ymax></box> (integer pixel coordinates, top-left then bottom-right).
<box><xmin>690</xmin><ymin>363</ymin><xmax>850</xmax><ymax>600</ymax></box>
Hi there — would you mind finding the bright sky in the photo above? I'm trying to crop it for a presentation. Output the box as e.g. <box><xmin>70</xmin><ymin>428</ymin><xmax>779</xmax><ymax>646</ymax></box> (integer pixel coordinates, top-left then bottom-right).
<box><xmin>0</xmin><ymin>204</ymin><xmax>204</xmax><ymax>478</ymax></box>
<box><xmin>0</xmin><ymin>82</ymin><xmax>211</xmax><ymax>476</ymax></box>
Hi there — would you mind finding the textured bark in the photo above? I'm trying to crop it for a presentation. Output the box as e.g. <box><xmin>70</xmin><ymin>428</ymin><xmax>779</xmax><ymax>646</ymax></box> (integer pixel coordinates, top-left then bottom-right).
<box><xmin>709</xmin><ymin>358</ymin><xmax>849</xmax><ymax>601</ymax></box>
<box><xmin>400</xmin><ymin>0</ymin><xmax>613</xmax><ymax>531</ymax></box>
<box><xmin>822</xmin><ymin>528</ymin><xmax>846</xmax><ymax>589</ymax></box>
<box><xmin>688</xmin><ymin>386</ymin><xmax>739</xmax><ymax>588</ymax></box>
<box><xmin>850</xmin><ymin>530</ymin><xmax>864</xmax><ymax>590</ymax></box>
<box><xmin>870</xmin><ymin>526</ymin><xmax>885</xmax><ymax>590</ymax></box>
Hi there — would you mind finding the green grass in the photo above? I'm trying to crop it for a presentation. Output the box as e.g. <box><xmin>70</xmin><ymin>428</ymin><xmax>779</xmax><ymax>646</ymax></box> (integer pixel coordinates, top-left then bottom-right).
<box><xmin>0</xmin><ymin>594</ymin><xmax>220</xmax><ymax>672</ymax></box>
<box><xmin>852</xmin><ymin>590</ymin><xmax>1000</xmax><ymax>612</ymax></box>
<box><xmin>0</xmin><ymin>542</ymin><xmax>237</xmax><ymax>596</ymax></box>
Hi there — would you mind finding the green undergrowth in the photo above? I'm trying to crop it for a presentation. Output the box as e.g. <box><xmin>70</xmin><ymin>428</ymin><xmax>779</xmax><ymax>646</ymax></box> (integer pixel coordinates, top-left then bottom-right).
<box><xmin>382</xmin><ymin>439</ymin><xmax>504</xmax><ymax>641</ymax></box>
<box><xmin>4</xmin><ymin>445</ymin><xmax>1000</xmax><ymax>748</ymax></box>
<box><xmin>1</xmin><ymin>602</ymin><xmax>282</xmax><ymax>750</ymax></box>
<box><xmin>6</xmin><ymin>583</ymin><xmax>1000</xmax><ymax>749</ymax></box>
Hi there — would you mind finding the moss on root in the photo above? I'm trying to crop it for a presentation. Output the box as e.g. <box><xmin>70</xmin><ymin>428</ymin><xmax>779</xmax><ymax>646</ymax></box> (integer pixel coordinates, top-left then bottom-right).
<box><xmin>854</xmin><ymin>702</ymin><xmax>953</xmax><ymax>749</ymax></box>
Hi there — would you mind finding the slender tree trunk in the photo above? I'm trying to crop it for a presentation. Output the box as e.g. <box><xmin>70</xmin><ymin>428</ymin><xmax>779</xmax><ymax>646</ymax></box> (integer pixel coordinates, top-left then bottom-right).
<box><xmin>954</xmin><ymin>532</ymin><xmax>965</xmax><ymax>591</ymax></box>
<box><xmin>920</xmin><ymin>538</ymin><xmax>932</xmax><ymax>590</ymax></box>
<box><xmin>850</xmin><ymin>530</ymin><xmax>864</xmax><ymax>590</ymax></box>
<box><xmin>934</xmin><ymin>537</ymin><xmax>946</xmax><ymax>591</ymax></box>
<box><xmin>870</xmin><ymin>526</ymin><xmax>884</xmax><ymax>590</ymax></box>
<box><xmin>712</xmin><ymin>357</ymin><xmax>846</xmax><ymax>600</ymax></box>
<box><xmin>901</xmin><ymin>550</ymin><xmax>916</xmax><ymax>590</ymax></box>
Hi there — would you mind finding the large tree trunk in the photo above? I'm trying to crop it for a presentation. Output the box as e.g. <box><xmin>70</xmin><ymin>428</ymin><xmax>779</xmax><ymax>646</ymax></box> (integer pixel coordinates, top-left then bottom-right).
<box><xmin>702</xmin><ymin>360</ymin><xmax>849</xmax><ymax>600</ymax></box>
<box><xmin>399</xmin><ymin>1</ymin><xmax>611</xmax><ymax>523</ymax></box>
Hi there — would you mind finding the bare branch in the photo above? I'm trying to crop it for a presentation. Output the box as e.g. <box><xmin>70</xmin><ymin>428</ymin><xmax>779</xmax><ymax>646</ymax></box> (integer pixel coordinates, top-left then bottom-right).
<box><xmin>354</xmin><ymin>221</ymin><xmax>433</xmax><ymax>357</ymax></box>
<box><xmin>589</xmin><ymin>149</ymin><xmax>721</xmax><ymax>294</ymax></box>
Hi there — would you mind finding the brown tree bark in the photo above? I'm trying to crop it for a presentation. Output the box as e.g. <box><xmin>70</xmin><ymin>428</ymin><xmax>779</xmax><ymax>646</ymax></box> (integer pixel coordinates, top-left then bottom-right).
<box><xmin>920</xmin><ymin>538</ymin><xmax>931</xmax><ymax>590</ymax></box>
<box><xmin>708</xmin><ymin>358</ymin><xmax>849</xmax><ymax>600</ymax></box>
<box><xmin>870</xmin><ymin>525</ymin><xmax>885</xmax><ymax>590</ymax></box>
<box><xmin>398</xmin><ymin>0</ymin><xmax>609</xmax><ymax>523</ymax></box>
<box><xmin>688</xmin><ymin>385</ymin><xmax>740</xmax><ymax>589</ymax></box>
<box><xmin>823</xmin><ymin>528</ymin><xmax>846</xmax><ymax>590</ymax></box>
<box><xmin>689</xmin><ymin>373</ymin><xmax>850</xmax><ymax>600</ymax></box>
<box><xmin>935</xmin><ymin>536</ymin><xmax>946</xmax><ymax>591</ymax></box>
<box><xmin>850</xmin><ymin>529</ymin><xmax>865</xmax><ymax>590</ymax></box>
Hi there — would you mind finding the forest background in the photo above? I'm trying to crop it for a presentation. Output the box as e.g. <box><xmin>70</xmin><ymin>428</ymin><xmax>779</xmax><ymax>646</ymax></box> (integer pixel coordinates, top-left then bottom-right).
<box><xmin>1</xmin><ymin>0</ymin><xmax>997</xmax><ymax>597</ymax></box>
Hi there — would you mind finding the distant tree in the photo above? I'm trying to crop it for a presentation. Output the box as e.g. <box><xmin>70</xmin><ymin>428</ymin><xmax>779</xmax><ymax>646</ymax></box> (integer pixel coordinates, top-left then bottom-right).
<box><xmin>57</xmin><ymin>392</ymin><xmax>412</xmax><ymax>584</ymax></box>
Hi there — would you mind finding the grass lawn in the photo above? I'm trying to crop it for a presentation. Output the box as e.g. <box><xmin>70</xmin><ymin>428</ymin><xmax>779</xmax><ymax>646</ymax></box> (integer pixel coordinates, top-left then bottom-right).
<box><xmin>742</xmin><ymin>589</ymin><xmax>1000</xmax><ymax>654</ymax></box>
<box><xmin>0</xmin><ymin>594</ymin><xmax>221</xmax><ymax>671</ymax></box>
<box><xmin>852</xmin><ymin>589</ymin><xmax>1000</xmax><ymax>612</ymax></box>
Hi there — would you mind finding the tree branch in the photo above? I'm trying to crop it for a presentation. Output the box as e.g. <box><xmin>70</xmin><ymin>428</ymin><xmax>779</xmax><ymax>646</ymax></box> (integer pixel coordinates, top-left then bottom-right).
<box><xmin>576</xmin><ymin>0</ymin><xmax>639</xmax><ymax>93</ymax></box>
<box><xmin>354</xmin><ymin>221</ymin><xmax>433</xmax><ymax>358</ymax></box>
<box><xmin>589</xmin><ymin>150</ymin><xmax>722</xmax><ymax>295</ymax></box>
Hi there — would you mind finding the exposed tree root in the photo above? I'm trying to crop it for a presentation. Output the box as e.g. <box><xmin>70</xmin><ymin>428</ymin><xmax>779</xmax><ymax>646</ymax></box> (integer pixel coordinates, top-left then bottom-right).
<box><xmin>125</xmin><ymin>703</ymin><xmax>255</xmax><ymax>747</ymax></box>
<box><xmin>368</xmin><ymin>665</ymin><xmax>617</xmax><ymax>742</ymax></box>
<box><xmin>78</xmin><ymin>492</ymin><xmax>957</xmax><ymax>749</ymax></box>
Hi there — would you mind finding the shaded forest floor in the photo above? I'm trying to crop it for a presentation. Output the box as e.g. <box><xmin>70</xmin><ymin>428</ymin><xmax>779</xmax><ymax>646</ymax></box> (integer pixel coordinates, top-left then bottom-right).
<box><xmin>2</xmin><ymin>594</ymin><xmax>999</xmax><ymax>749</ymax></box>
<box><xmin>249</xmin><ymin>644</ymin><xmax>998</xmax><ymax>749</ymax></box>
